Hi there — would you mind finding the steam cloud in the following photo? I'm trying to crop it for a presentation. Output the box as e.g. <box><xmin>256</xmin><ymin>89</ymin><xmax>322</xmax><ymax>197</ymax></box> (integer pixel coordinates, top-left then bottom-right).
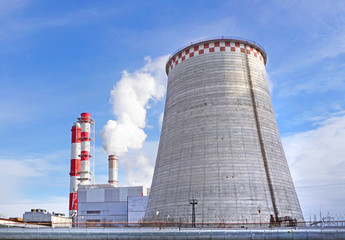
<box><xmin>100</xmin><ymin>55</ymin><xmax>169</xmax><ymax>156</ymax></box>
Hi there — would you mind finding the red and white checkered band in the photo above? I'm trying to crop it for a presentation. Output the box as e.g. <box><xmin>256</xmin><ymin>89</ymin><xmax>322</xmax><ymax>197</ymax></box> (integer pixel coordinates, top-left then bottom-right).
<box><xmin>167</xmin><ymin>41</ymin><xmax>265</xmax><ymax>74</ymax></box>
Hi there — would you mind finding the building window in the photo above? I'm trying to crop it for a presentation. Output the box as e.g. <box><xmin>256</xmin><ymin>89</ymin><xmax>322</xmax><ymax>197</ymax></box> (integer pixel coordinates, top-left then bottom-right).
<box><xmin>86</xmin><ymin>210</ymin><xmax>101</xmax><ymax>214</ymax></box>
<box><xmin>86</xmin><ymin>219</ymin><xmax>100</xmax><ymax>223</ymax></box>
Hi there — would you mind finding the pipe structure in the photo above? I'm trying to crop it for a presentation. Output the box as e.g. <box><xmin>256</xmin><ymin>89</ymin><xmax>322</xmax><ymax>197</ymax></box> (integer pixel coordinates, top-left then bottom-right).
<box><xmin>69</xmin><ymin>122</ymin><xmax>81</xmax><ymax>217</ymax></box>
<box><xmin>108</xmin><ymin>155</ymin><xmax>118</xmax><ymax>186</ymax></box>
<box><xmin>79</xmin><ymin>113</ymin><xmax>93</xmax><ymax>185</ymax></box>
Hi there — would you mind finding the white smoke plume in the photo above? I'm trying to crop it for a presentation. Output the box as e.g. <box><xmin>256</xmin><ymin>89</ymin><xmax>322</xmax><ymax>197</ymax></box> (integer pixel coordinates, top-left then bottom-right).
<box><xmin>100</xmin><ymin>55</ymin><xmax>169</xmax><ymax>156</ymax></box>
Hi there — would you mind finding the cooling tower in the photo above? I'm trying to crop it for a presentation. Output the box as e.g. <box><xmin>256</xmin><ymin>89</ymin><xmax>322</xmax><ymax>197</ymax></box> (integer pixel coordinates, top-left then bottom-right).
<box><xmin>145</xmin><ymin>38</ymin><xmax>304</xmax><ymax>224</ymax></box>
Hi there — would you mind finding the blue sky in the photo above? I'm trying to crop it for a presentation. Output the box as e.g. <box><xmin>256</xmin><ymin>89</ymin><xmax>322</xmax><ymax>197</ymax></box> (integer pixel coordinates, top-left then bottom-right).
<box><xmin>0</xmin><ymin>0</ymin><xmax>345</xmax><ymax>220</ymax></box>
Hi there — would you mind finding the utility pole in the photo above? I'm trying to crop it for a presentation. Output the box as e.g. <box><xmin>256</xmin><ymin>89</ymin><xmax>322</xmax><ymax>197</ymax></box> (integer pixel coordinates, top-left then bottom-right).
<box><xmin>189</xmin><ymin>198</ymin><xmax>198</xmax><ymax>227</ymax></box>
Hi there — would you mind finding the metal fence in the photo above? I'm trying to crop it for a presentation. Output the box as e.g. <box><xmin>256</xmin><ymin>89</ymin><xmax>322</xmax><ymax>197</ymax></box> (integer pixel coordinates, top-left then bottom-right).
<box><xmin>71</xmin><ymin>220</ymin><xmax>345</xmax><ymax>229</ymax></box>
<box><xmin>2</xmin><ymin>219</ymin><xmax>345</xmax><ymax>229</ymax></box>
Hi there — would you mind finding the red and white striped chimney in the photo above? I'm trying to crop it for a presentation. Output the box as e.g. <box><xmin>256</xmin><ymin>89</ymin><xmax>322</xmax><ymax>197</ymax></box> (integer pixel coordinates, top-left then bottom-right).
<box><xmin>69</xmin><ymin>122</ymin><xmax>81</xmax><ymax>217</ymax></box>
<box><xmin>108</xmin><ymin>155</ymin><xmax>118</xmax><ymax>186</ymax></box>
<box><xmin>79</xmin><ymin>113</ymin><xmax>93</xmax><ymax>185</ymax></box>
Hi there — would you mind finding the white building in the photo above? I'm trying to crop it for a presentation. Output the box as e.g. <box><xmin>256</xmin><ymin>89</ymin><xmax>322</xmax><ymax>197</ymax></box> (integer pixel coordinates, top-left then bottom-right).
<box><xmin>23</xmin><ymin>209</ymin><xmax>72</xmax><ymax>228</ymax></box>
<box><xmin>78</xmin><ymin>184</ymin><xmax>148</xmax><ymax>226</ymax></box>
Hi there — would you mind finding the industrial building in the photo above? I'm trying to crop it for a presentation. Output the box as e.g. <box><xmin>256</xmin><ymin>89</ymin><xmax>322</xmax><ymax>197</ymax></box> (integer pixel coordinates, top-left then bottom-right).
<box><xmin>23</xmin><ymin>209</ymin><xmax>71</xmax><ymax>228</ymax></box>
<box><xmin>145</xmin><ymin>37</ymin><xmax>304</xmax><ymax>225</ymax></box>
<box><xmin>78</xmin><ymin>185</ymin><xmax>148</xmax><ymax>225</ymax></box>
<box><xmin>69</xmin><ymin>113</ymin><xmax>149</xmax><ymax>226</ymax></box>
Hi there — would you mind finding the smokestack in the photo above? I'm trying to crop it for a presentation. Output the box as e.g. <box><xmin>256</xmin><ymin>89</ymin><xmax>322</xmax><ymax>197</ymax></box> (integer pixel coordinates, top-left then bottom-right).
<box><xmin>108</xmin><ymin>155</ymin><xmax>118</xmax><ymax>186</ymax></box>
<box><xmin>69</xmin><ymin>122</ymin><xmax>81</xmax><ymax>217</ymax></box>
<box><xmin>79</xmin><ymin>113</ymin><xmax>93</xmax><ymax>185</ymax></box>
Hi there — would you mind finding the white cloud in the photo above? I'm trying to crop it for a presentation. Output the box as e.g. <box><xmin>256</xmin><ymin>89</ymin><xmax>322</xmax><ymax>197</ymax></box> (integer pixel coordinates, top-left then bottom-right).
<box><xmin>100</xmin><ymin>55</ymin><xmax>168</xmax><ymax>156</ymax></box>
<box><xmin>282</xmin><ymin>112</ymin><xmax>345</xmax><ymax>216</ymax></box>
<box><xmin>117</xmin><ymin>141</ymin><xmax>159</xmax><ymax>189</ymax></box>
<box><xmin>0</xmin><ymin>197</ymin><xmax>68</xmax><ymax>219</ymax></box>
<box><xmin>271</xmin><ymin>1</ymin><xmax>345</xmax><ymax>73</ymax></box>
<box><xmin>265</xmin><ymin>2</ymin><xmax>345</xmax><ymax>99</ymax></box>
<box><xmin>124</xmin><ymin>154</ymin><xmax>154</xmax><ymax>188</ymax></box>
<box><xmin>0</xmin><ymin>150</ymin><xmax>70</xmax><ymax>218</ymax></box>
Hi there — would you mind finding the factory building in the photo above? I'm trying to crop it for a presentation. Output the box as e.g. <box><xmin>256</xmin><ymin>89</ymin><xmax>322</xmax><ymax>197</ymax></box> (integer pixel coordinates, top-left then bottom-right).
<box><xmin>78</xmin><ymin>185</ymin><xmax>148</xmax><ymax>225</ymax></box>
<box><xmin>23</xmin><ymin>209</ymin><xmax>72</xmax><ymax>228</ymax></box>
<box><xmin>145</xmin><ymin>37</ymin><xmax>304</xmax><ymax>225</ymax></box>
<box><xmin>69</xmin><ymin>114</ymin><xmax>149</xmax><ymax>226</ymax></box>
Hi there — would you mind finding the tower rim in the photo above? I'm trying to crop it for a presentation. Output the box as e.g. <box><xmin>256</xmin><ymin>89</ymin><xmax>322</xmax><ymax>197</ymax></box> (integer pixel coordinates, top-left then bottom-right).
<box><xmin>166</xmin><ymin>37</ymin><xmax>267</xmax><ymax>75</ymax></box>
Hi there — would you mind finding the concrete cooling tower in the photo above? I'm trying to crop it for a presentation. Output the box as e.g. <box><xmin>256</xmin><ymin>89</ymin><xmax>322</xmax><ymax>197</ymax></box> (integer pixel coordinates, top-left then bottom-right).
<box><xmin>145</xmin><ymin>38</ymin><xmax>304</xmax><ymax>225</ymax></box>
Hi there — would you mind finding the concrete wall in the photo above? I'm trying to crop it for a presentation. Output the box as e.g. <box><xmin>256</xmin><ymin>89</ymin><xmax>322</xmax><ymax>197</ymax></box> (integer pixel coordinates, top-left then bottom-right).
<box><xmin>145</xmin><ymin>39</ymin><xmax>304</xmax><ymax>224</ymax></box>
<box><xmin>51</xmin><ymin>216</ymin><xmax>72</xmax><ymax>228</ymax></box>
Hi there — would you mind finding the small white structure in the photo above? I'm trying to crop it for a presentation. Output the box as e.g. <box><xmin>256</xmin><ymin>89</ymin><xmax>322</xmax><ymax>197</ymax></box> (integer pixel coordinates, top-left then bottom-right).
<box><xmin>23</xmin><ymin>209</ymin><xmax>72</xmax><ymax>228</ymax></box>
<box><xmin>78</xmin><ymin>185</ymin><xmax>148</xmax><ymax>226</ymax></box>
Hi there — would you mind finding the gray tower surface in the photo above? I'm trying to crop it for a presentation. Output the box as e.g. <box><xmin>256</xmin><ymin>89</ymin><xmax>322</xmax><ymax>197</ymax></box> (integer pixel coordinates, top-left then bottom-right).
<box><xmin>145</xmin><ymin>38</ymin><xmax>304</xmax><ymax>225</ymax></box>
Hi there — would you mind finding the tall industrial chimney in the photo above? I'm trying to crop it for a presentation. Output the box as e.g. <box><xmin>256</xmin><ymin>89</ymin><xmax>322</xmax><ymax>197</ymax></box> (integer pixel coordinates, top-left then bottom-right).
<box><xmin>145</xmin><ymin>38</ymin><xmax>304</xmax><ymax>225</ymax></box>
<box><xmin>78</xmin><ymin>113</ymin><xmax>93</xmax><ymax>185</ymax></box>
<box><xmin>108</xmin><ymin>155</ymin><xmax>118</xmax><ymax>186</ymax></box>
<box><xmin>69</xmin><ymin>122</ymin><xmax>81</xmax><ymax>217</ymax></box>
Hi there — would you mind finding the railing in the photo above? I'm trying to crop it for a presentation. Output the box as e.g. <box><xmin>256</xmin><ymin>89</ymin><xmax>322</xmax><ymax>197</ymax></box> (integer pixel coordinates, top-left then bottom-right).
<box><xmin>71</xmin><ymin>220</ymin><xmax>345</xmax><ymax>229</ymax></box>
<box><xmin>2</xmin><ymin>220</ymin><xmax>345</xmax><ymax>229</ymax></box>
<box><xmin>168</xmin><ymin>36</ymin><xmax>267</xmax><ymax>62</ymax></box>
